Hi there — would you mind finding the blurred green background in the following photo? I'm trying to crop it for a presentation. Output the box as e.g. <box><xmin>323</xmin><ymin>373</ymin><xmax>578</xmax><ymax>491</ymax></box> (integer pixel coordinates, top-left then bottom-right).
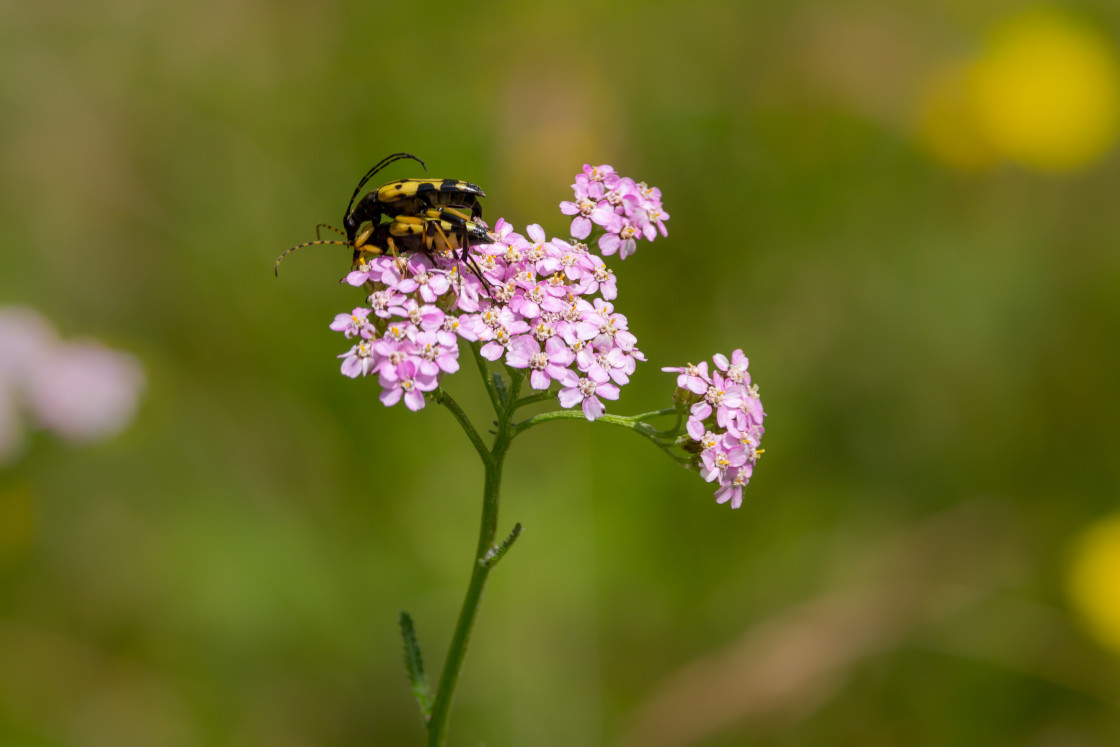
<box><xmin>3</xmin><ymin>0</ymin><xmax>1120</xmax><ymax>744</ymax></box>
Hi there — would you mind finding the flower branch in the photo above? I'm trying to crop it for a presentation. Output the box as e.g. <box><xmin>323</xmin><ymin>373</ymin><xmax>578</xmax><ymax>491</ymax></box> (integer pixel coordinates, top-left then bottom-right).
<box><xmin>511</xmin><ymin>408</ymin><xmax>693</xmax><ymax>467</ymax></box>
<box><xmin>295</xmin><ymin>161</ymin><xmax>765</xmax><ymax>746</ymax></box>
<box><xmin>433</xmin><ymin>388</ymin><xmax>491</xmax><ymax>466</ymax></box>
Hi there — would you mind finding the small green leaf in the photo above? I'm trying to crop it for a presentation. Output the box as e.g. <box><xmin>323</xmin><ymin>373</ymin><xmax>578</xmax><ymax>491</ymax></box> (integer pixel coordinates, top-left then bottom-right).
<box><xmin>479</xmin><ymin>523</ymin><xmax>523</xmax><ymax>568</ymax></box>
<box><xmin>492</xmin><ymin>372</ymin><xmax>509</xmax><ymax>405</ymax></box>
<box><xmin>399</xmin><ymin>611</ymin><xmax>431</xmax><ymax>719</ymax></box>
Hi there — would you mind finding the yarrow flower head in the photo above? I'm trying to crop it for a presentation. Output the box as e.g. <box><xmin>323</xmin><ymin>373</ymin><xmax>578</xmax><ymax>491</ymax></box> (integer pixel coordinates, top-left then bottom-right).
<box><xmin>568</xmin><ymin>166</ymin><xmax>669</xmax><ymax>260</ymax></box>
<box><xmin>328</xmin><ymin>164</ymin><xmax>669</xmax><ymax>417</ymax></box>
<box><xmin>663</xmin><ymin>349</ymin><xmax>765</xmax><ymax>509</ymax></box>
<box><xmin>309</xmin><ymin>162</ymin><xmax>767</xmax><ymax>503</ymax></box>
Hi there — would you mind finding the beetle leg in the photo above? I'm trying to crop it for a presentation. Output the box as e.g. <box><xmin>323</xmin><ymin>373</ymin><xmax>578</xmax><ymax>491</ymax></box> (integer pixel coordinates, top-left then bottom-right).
<box><xmin>429</xmin><ymin>216</ymin><xmax>491</xmax><ymax>295</ymax></box>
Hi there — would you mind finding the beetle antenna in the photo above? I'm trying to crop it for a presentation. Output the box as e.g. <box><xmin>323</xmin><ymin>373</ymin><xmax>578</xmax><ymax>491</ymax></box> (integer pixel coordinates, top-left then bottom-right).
<box><xmin>345</xmin><ymin>152</ymin><xmax>427</xmax><ymax>217</ymax></box>
<box><xmin>274</xmin><ymin>240</ymin><xmax>352</xmax><ymax>276</ymax></box>
<box><xmin>316</xmin><ymin>223</ymin><xmax>346</xmax><ymax>240</ymax></box>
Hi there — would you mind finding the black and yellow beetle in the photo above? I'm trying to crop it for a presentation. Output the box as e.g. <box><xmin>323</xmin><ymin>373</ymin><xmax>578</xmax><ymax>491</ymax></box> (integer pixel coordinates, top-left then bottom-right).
<box><xmin>341</xmin><ymin>152</ymin><xmax>485</xmax><ymax>248</ymax></box>
<box><xmin>382</xmin><ymin>209</ymin><xmax>490</xmax><ymax>260</ymax></box>
<box><xmin>274</xmin><ymin>154</ymin><xmax>489</xmax><ymax>278</ymax></box>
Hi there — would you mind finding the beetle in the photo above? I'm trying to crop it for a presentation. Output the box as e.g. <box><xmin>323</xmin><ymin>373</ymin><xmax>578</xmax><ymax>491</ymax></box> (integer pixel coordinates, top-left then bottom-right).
<box><xmin>341</xmin><ymin>152</ymin><xmax>485</xmax><ymax>247</ymax></box>
<box><xmin>384</xmin><ymin>210</ymin><xmax>489</xmax><ymax>258</ymax></box>
<box><xmin>275</xmin><ymin>154</ymin><xmax>488</xmax><ymax>277</ymax></box>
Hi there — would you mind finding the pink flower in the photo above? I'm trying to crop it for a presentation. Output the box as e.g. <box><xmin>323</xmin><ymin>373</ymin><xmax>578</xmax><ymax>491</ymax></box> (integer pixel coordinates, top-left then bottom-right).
<box><xmin>604</xmin><ymin>177</ymin><xmax>643</xmax><ymax>218</ymax></box>
<box><xmin>560</xmin><ymin>180</ymin><xmax>603</xmax><ymax>240</ymax></box>
<box><xmin>714</xmin><ymin>464</ymin><xmax>753</xmax><ymax>509</ymax></box>
<box><xmin>590</xmin><ymin>203</ymin><xmax>622</xmax><ymax>236</ymax></box>
<box><xmin>699</xmin><ymin>441</ymin><xmax>747</xmax><ymax>484</ymax></box>
<box><xmin>558</xmin><ymin>376</ymin><xmax>619</xmax><ymax>421</ymax></box>
<box><xmin>442</xmin><ymin>314</ymin><xmax>476</xmax><ymax>342</ymax></box>
<box><xmin>507</xmin><ymin>337</ymin><xmax>576</xmax><ymax>390</ymax></box>
<box><xmin>580</xmin><ymin>164</ymin><xmax>616</xmax><ymax>183</ymax></box>
<box><xmin>489</xmin><ymin>217</ymin><xmax>519</xmax><ymax>244</ymax></box>
<box><xmin>331</xmin><ymin>308</ymin><xmax>375</xmax><ymax>339</ymax></box>
<box><xmin>577</xmin><ymin>346</ymin><xmax>635</xmax><ymax>386</ymax></box>
<box><xmin>554</xmin><ymin>239</ymin><xmax>595</xmax><ymax>284</ymax></box>
<box><xmin>345</xmin><ymin>261</ymin><xmax>375</xmax><ymax>287</ymax></box>
<box><xmin>378</xmin><ymin>359</ymin><xmax>437</xmax><ymax>411</ymax></box>
<box><xmin>667</xmin><ymin>350</ymin><xmax>765</xmax><ymax>508</ymax></box>
<box><xmin>367</xmin><ymin>288</ymin><xmax>407</xmax><ymax>318</ymax></box>
<box><xmin>400</xmin><ymin>256</ymin><xmax>451</xmax><ymax>303</ymax></box>
<box><xmin>396</xmin><ymin>299</ymin><xmax>445</xmax><ymax>332</ymax></box>
<box><xmin>616</xmin><ymin>218</ymin><xmax>645</xmax><ymax>260</ymax></box>
<box><xmin>414</xmin><ymin>331</ymin><xmax>460</xmax><ymax>376</ymax></box>
<box><xmin>637</xmin><ymin>182</ymin><xmax>670</xmax><ymax>238</ymax></box>
<box><xmin>340</xmin><ymin>340</ymin><xmax>378</xmax><ymax>378</ymax></box>
<box><xmin>690</xmin><ymin>372</ymin><xmax>744</xmax><ymax>427</ymax></box>
<box><xmin>578</xmin><ymin>256</ymin><xmax>617</xmax><ymax>300</ymax></box>
<box><xmin>645</xmin><ymin>203</ymin><xmax>670</xmax><ymax>239</ymax></box>
<box><xmin>576</xmin><ymin>300</ymin><xmax>637</xmax><ymax>351</ymax></box>
<box><xmin>714</xmin><ymin>349</ymin><xmax>750</xmax><ymax>385</ymax></box>
<box><xmin>473</xmin><ymin>307</ymin><xmax>529</xmax><ymax>361</ymax></box>
<box><xmin>740</xmin><ymin>384</ymin><xmax>765</xmax><ymax>425</ymax></box>
<box><xmin>662</xmin><ymin>361</ymin><xmax>710</xmax><ymax>394</ymax></box>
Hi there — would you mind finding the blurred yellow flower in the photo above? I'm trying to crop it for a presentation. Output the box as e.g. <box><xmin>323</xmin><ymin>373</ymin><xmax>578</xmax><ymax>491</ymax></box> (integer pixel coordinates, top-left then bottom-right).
<box><xmin>1068</xmin><ymin>513</ymin><xmax>1120</xmax><ymax>654</ymax></box>
<box><xmin>974</xmin><ymin>10</ymin><xmax>1120</xmax><ymax>171</ymax></box>
<box><xmin>917</xmin><ymin>10</ymin><xmax>1120</xmax><ymax>172</ymax></box>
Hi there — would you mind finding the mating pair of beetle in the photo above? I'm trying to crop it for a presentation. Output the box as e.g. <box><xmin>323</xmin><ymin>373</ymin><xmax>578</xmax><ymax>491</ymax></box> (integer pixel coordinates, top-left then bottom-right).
<box><xmin>275</xmin><ymin>153</ymin><xmax>490</xmax><ymax>280</ymax></box>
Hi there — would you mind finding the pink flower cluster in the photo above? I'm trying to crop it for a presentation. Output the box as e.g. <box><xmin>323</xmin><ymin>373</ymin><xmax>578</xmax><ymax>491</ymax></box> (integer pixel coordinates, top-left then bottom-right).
<box><xmin>663</xmin><ymin>350</ymin><xmax>765</xmax><ymax>509</ymax></box>
<box><xmin>0</xmin><ymin>307</ymin><xmax>145</xmax><ymax>463</ymax></box>
<box><xmin>560</xmin><ymin>164</ymin><xmax>669</xmax><ymax>260</ymax></box>
<box><xmin>331</xmin><ymin>164</ymin><xmax>668</xmax><ymax>419</ymax></box>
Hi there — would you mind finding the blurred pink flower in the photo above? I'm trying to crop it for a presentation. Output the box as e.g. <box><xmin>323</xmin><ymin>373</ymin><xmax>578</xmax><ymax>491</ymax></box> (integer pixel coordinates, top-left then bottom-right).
<box><xmin>25</xmin><ymin>340</ymin><xmax>145</xmax><ymax>443</ymax></box>
<box><xmin>0</xmin><ymin>307</ymin><xmax>145</xmax><ymax>453</ymax></box>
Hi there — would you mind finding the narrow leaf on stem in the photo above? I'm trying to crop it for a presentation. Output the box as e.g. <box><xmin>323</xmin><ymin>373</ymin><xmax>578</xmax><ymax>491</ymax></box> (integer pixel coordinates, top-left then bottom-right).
<box><xmin>480</xmin><ymin>522</ymin><xmax>523</xmax><ymax>568</ymax></box>
<box><xmin>492</xmin><ymin>371</ymin><xmax>508</xmax><ymax>406</ymax></box>
<box><xmin>398</xmin><ymin>611</ymin><xmax>432</xmax><ymax>720</ymax></box>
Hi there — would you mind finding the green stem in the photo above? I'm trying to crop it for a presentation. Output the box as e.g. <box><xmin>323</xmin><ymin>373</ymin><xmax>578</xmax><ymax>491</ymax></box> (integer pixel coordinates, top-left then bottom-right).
<box><xmin>513</xmin><ymin>409</ymin><xmax>692</xmax><ymax>467</ymax></box>
<box><xmin>626</xmin><ymin>407</ymin><xmax>678</xmax><ymax>423</ymax></box>
<box><xmin>427</xmin><ymin>364</ymin><xmax>522</xmax><ymax>746</ymax></box>
<box><xmin>636</xmin><ymin>407</ymin><xmax>683</xmax><ymax>437</ymax></box>
<box><xmin>434</xmin><ymin>389</ymin><xmax>491</xmax><ymax>467</ymax></box>
<box><xmin>511</xmin><ymin>390</ymin><xmax>555</xmax><ymax>410</ymax></box>
<box><xmin>469</xmin><ymin>343</ymin><xmax>502</xmax><ymax>412</ymax></box>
